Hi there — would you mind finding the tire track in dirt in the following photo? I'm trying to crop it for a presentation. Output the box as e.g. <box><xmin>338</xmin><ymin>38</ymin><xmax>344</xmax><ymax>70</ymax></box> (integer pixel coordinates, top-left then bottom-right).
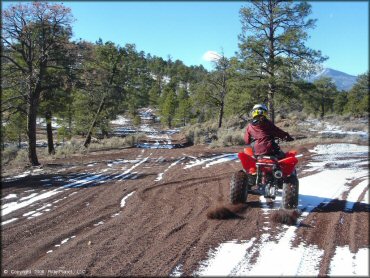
<box><xmin>74</xmin><ymin>149</ymin><xmax>253</xmax><ymax>276</ymax></box>
<box><xmin>2</xmin><ymin>151</ymin><xmax>155</xmax><ymax>273</ymax></box>
<box><xmin>3</xmin><ymin>183</ymin><xmax>131</xmax><ymax>270</ymax></box>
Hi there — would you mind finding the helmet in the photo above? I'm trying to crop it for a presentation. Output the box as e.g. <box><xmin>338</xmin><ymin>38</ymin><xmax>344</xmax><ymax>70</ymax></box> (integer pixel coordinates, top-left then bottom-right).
<box><xmin>252</xmin><ymin>104</ymin><xmax>268</xmax><ymax>118</ymax></box>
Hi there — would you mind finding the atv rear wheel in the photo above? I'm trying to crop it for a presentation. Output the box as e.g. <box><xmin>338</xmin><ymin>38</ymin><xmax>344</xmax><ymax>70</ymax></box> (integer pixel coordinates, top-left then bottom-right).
<box><xmin>281</xmin><ymin>175</ymin><xmax>299</xmax><ymax>209</ymax></box>
<box><xmin>230</xmin><ymin>170</ymin><xmax>248</xmax><ymax>204</ymax></box>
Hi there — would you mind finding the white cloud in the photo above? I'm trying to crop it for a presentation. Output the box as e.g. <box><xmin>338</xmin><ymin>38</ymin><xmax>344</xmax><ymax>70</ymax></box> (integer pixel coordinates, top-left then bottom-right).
<box><xmin>202</xmin><ymin>51</ymin><xmax>221</xmax><ymax>62</ymax></box>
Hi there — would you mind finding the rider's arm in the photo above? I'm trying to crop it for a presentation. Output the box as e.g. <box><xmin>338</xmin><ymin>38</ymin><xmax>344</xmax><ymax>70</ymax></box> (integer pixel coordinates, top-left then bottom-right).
<box><xmin>268</xmin><ymin>120</ymin><xmax>290</xmax><ymax>139</ymax></box>
<box><xmin>244</xmin><ymin>126</ymin><xmax>252</xmax><ymax>144</ymax></box>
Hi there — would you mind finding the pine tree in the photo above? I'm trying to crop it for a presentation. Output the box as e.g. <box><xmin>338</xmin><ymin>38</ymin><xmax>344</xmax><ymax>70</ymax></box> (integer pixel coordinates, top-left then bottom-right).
<box><xmin>238</xmin><ymin>0</ymin><xmax>326</xmax><ymax>122</ymax></box>
<box><xmin>344</xmin><ymin>73</ymin><xmax>369</xmax><ymax>116</ymax></box>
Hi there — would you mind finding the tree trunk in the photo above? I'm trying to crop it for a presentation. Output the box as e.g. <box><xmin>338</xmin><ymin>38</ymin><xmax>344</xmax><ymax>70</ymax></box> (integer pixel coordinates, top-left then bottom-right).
<box><xmin>267</xmin><ymin>0</ymin><xmax>275</xmax><ymax>124</ymax></box>
<box><xmin>45</xmin><ymin>111</ymin><xmax>55</xmax><ymax>155</ymax></box>
<box><xmin>168</xmin><ymin>116</ymin><xmax>172</xmax><ymax>129</ymax></box>
<box><xmin>218</xmin><ymin>101</ymin><xmax>224</xmax><ymax>128</ymax></box>
<box><xmin>83</xmin><ymin>95</ymin><xmax>106</xmax><ymax>148</ymax></box>
<box><xmin>267</xmin><ymin>83</ymin><xmax>275</xmax><ymax>123</ymax></box>
<box><xmin>68</xmin><ymin>104</ymin><xmax>72</xmax><ymax>139</ymax></box>
<box><xmin>320</xmin><ymin>91</ymin><xmax>325</xmax><ymax>118</ymax></box>
<box><xmin>27</xmin><ymin>97</ymin><xmax>40</xmax><ymax>166</ymax></box>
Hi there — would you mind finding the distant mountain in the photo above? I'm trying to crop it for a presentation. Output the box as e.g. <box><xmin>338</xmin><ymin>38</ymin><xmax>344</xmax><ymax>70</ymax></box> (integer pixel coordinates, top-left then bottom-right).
<box><xmin>308</xmin><ymin>68</ymin><xmax>358</xmax><ymax>91</ymax></box>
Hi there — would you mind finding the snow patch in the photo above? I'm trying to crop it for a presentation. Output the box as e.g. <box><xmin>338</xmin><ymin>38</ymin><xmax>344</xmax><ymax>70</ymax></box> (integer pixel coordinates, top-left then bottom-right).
<box><xmin>241</xmin><ymin>228</ymin><xmax>323</xmax><ymax>276</ymax></box>
<box><xmin>329</xmin><ymin>246</ymin><xmax>369</xmax><ymax>276</ymax></box>
<box><xmin>19</xmin><ymin>193</ymin><xmax>38</xmax><ymax>201</ymax></box>
<box><xmin>195</xmin><ymin>238</ymin><xmax>256</xmax><ymax>276</ymax></box>
<box><xmin>1</xmin><ymin>218</ymin><xmax>18</xmax><ymax>226</ymax></box>
<box><xmin>345</xmin><ymin>179</ymin><xmax>369</xmax><ymax>211</ymax></box>
<box><xmin>120</xmin><ymin>191</ymin><xmax>135</xmax><ymax>208</ymax></box>
<box><xmin>111</xmin><ymin>115</ymin><xmax>131</xmax><ymax>125</ymax></box>
<box><xmin>155</xmin><ymin>157</ymin><xmax>185</xmax><ymax>181</ymax></box>
<box><xmin>1</xmin><ymin>188</ymin><xmax>63</xmax><ymax>216</ymax></box>
<box><xmin>184</xmin><ymin>154</ymin><xmax>238</xmax><ymax>169</ymax></box>
<box><xmin>3</xmin><ymin>194</ymin><xmax>17</xmax><ymax>200</ymax></box>
<box><xmin>170</xmin><ymin>263</ymin><xmax>183</xmax><ymax>277</ymax></box>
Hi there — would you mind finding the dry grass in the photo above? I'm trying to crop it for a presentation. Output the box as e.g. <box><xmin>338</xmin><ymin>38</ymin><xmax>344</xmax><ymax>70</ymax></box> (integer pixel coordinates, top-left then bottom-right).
<box><xmin>1</xmin><ymin>145</ymin><xmax>19</xmax><ymax>166</ymax></box>
<box><xmin>1</xmin><ymin>134</ymin><xmax>146</xmax><ymax>168</ymax></box>
<box><xmin>89</xmin><ymin>134</ymin><xmax>145</xmax><ymax>151</ymax></box>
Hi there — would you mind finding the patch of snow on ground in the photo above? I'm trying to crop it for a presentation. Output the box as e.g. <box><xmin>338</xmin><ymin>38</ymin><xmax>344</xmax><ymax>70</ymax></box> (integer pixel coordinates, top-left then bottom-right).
<box><xmin>139</xmin><ymin>124</ymin><xmax>156</xmax><ymax>133</ymax></box>
<box><xmin>300</xmin><ymin>120</ymin><xmax>368</xmax><ymax>139</ymax></box>
<box><xmin>299</xmin><ymin>167</ymin><xmax>367</xmax><ymax>213</ymax></box>
<box><xmin>299</xmin><ymin>144</ymin><xmax>368</xmax><ymax>214</ymax></box>
<box><xmin>184</xmin><ymin>154</ymin><xmax>238</xmax><ymax>169</ymax></box>
<box><xmin>345</xmin><ymin>179</ymin><xmax>369</xmax><ymax>211</ymax></box>
<box><xmin>1</xmin><ymin>218</ymin><xmax>18</xmax><ymax>226</ymax></box>
<box><xmin>203</xmin><ymin>154</ymin><xmax>238</xmax><ymax>168</ymax></box>
<box><xmin>196</xmin><ymin>227</ymin><xmax>324</xmax><ymax>276</ymax></box>
<box><xmin>1</xmin><ymin>188</ymin><xmax>63</xmax><ymax>216</ymax></box>
<box><xmin>28</xmin><ymin>212</ymin><xmax>43</xmax><ymax>218</ymax></box>
<box><xmin>36</xmin><ymin>117</ymin><xmax>61</xmax><ymax>128</ymax></box>
<box><xmin>311</xmin><ymin>144</ymin><xmax>368</xmax><ymax>155</ymax></box>
<box><xmin>117</xmin><ymin>157</ymin><xmax>149</xmax><ymax>179</ymax></box>
<box><xmin>317</xmin><ymin>122</ymin><xmax>368</xmax><ymax>138</ymax></box>
<box><xmin>111</xmin><ymin>115</ymin><xmax>130</xmax><ymax>125</ymax></box>
<box><xmin>120</xmin><ymin>191</ymin><xmax>135</xmax><ymax>208</ymax></box>
<box><xmin>237</xmin><ymin>228</ymin><xmax>323</xmax><ymax>276</ymax></box>
<box><xmin>195</xmin><ymin>238</ymin><xmax>256</xmax><ymax>276</ymax></box>
<box><xmin>3</xmin><ymin>194</ymin><xmax>17</xmax><ymax>200</ymax></box>
<box><xmin>23</xmin><ymin>211</ymin><xmax>36</xmax><ymax>217</ymax></box>
<box><xmin>4</xmin><ymin>171</ymin><xmax>31</xmax><ymax>180</ymax></box>
<box><xmin>19</xmin><ymin>193</ymin><xmax>38</xmax><ymax>201</ymax></box>
<box><xmin>136</xmin><ymin>142</ymin><xmax>177</xmax><ymax>149</ymax></box>
<box><xmin>155</xmin><ymin>157</ymin><xmax>185</xmax><ymax>181</ymax></box>
<box><xmin>169</xmin><ymin>264</ymin><xmax>183</xmax><ymax>277</ymax></box>
<box><xmin>155</xmin><ymin>173</ymin><xmax>164</xmax><ymax>182</ymax></box>
<box><xmin>329</xmin><ymin>246</ymin><xmax>369</xmax><ymax>276</ymax></box>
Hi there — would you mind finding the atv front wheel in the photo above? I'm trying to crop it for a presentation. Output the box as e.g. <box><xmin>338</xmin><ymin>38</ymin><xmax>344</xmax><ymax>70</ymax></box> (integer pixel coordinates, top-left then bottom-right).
<box><xmin>281</xmin><ymin>175</ymin><xmax>299</xmax><ymax>209</ymax></box>
<box><xmin>230</xmin><ymin>170</ymin><xmax>248</xmax><ymax>204</ymax></box>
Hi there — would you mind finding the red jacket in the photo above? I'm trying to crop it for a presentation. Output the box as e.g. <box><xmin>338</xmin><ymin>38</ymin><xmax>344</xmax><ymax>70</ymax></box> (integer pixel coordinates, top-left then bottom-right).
<box><xmin>244</xmin><ymin>118</ymin><xmax>289</xmax><ymax>155</ymax></box>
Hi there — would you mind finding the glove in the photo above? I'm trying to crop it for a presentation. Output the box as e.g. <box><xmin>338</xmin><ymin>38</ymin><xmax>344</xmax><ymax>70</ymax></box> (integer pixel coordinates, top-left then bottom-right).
<box><xmin>285</xmin><ymin>135</ymin><xmax>294</xmax><ymax>142</ymax></box>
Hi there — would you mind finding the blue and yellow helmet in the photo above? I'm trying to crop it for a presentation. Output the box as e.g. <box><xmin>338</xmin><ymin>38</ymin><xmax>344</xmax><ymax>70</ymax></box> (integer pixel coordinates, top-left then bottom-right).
<box><xmin>252</xmin><ymin>104</ymin><xmax>268</xmax><ymax>118</ymax></box>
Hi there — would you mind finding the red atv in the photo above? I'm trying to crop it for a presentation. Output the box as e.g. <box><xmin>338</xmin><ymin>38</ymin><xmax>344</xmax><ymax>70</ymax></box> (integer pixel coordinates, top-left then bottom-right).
<box><xmin>230</xmin><ymin>143</ymin><xmax>299</xmax><ymax>209</ymax></box>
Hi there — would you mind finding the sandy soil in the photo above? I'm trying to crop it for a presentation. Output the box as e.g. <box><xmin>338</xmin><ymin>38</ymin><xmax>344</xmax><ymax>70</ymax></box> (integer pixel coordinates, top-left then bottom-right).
<box><xmin>1</xmin><ymin>143</ymin><xmax>369</xmax><ymax>276</ymax></box>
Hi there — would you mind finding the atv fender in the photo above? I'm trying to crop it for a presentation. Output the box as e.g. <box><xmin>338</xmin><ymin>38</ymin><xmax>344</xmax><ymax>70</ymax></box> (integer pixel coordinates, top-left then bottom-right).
<box><xmin>238</xmin><ymin>152</ymin><xmax>256</xmax><ymax>174</ymax></box>
<box><xmin>278</xmin><ymin>156</ymin><xmax>298</xmax><ymax>176</ymax></box>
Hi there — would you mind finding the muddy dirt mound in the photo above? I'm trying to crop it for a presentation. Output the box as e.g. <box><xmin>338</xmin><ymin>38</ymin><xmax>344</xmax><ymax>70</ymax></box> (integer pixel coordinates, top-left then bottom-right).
<box><xmin>206</xmin><ymin>204</ymin><xmax>247</xmax><ymax>220</ymax></box>
<box><xmin>271</xmin><ymin>209</ymin><xmax>301</xmax><ymax>225</ymax></box>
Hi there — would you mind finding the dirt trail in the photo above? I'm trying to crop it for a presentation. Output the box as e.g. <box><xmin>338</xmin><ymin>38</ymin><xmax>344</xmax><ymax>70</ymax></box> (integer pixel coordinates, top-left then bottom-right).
<box><xmin>1</xmin><ymin>143</ymin><xmax>369</xmax><ymax>276</ymax></box>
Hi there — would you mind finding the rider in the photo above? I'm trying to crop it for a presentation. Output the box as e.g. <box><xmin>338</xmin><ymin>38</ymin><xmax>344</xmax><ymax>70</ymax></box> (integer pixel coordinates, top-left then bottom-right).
<box><xmin>244</xmin><ymin>104</ymin><xmax>294</xmax><ymax>159</ymax></box>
